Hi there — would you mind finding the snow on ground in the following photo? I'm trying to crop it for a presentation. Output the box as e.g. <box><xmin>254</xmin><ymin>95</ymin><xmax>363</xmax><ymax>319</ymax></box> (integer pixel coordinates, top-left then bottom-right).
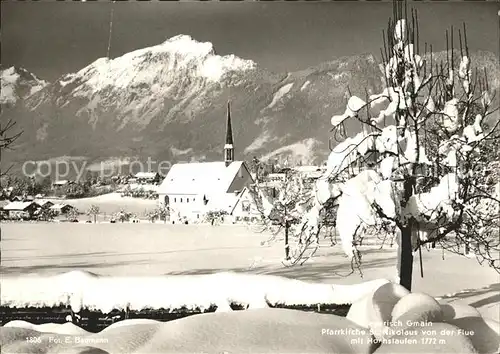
<box><xmin>3</xmin><ymin>321</ymin><xmax>90</xmax><ymax>336</ymax></box>
<box><xmin>1</xmin><ymin>309</ymin><xmax>376</xmax><ymax>354</ymax></box>
<box><xmin>2</xmin><ymin>288</ymin><xmax>499</xmax><ymax>354</ymax></box>
<box><xmin>51</xmin><ymin>192</ymin><xmax>158</xmax><ymax>216</ymax></box>
<box><xmin>1</xmin><ymin>271</ymin><xmax>389</xmax><ymax>313</ymax></box>
<box><xmin>2</xmin><ymin>223</ymin><xmax>498</xmax><ymax>321</ymax></box>
<box><xmin>2</xmin><ymin>223</ymin><xmax>499</xmax><ymax>353</ymax></box>
<box><xmin>345</xmin><ymin>281</ymin><xmax>500</xmax><ymax>353</ymax></box>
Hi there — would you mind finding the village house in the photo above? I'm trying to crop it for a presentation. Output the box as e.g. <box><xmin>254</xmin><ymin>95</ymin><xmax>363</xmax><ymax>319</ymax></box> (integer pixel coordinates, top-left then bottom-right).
<box><xmin>50</xmin><ymin>203</ymin><xmax>74</xmax><ymax>216</ymax></box>
<box><xmin>3</xmin><ymin>201</ymin><xmax>40</xmax><ymax>219</ymax></box>
<box><xmin>34</xmin><ymin>199</ymin><xmax>55</xmax><ymax>209</ymax></box>
<box><xmin>229</xmin><ymin>187</ymin><xmax>262</xmax><ymax>223</ymax></box>
<box><xmin>158</xmin><ymin>102</ymin><xmax>257</xmax><ymax>223</ymax></box>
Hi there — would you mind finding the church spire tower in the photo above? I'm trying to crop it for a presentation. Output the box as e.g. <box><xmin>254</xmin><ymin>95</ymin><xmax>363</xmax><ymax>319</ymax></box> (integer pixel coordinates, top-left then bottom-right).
<box><xmin>224</xmin><ymin>100</ymin><xmax>234</xmax><ymax>167</ymax></box>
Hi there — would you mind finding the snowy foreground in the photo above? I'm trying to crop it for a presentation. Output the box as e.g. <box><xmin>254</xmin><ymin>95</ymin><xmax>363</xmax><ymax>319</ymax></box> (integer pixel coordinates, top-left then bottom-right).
<box><xmin>1</xmin><ymin>271</ymin><xmax>389</xmax><ymax>312</ymax></box>
<box><xmin>3</xmin><ymin>223</ymin><xmax>499</xmax><ymax>319</ymax></box>
<box><xmin>2</xmin><ymin>224</ymin><xmax>499</xmax><ymax>352</ymax></box>
<box><xmin>1</xmin><ymin>274</ymin><xmax>499</xmax><ymax>354</ymax></box>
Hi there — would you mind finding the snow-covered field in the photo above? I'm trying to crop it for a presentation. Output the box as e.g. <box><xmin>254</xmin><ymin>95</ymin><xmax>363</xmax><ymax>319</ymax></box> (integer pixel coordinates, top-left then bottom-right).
<box><xmin>2</xmin><ymin>223</ymin><xmax>498</xmax><ymax>316</ymax></box>
<box><xmin>51</xmin><ymin>192</ymin><xmax>158</xmax><ymax>216</ymax></box>
<box><xmin>2</xmin><ymin>223</ymin><xmax>499</xmax><ymax>353</ymax></box>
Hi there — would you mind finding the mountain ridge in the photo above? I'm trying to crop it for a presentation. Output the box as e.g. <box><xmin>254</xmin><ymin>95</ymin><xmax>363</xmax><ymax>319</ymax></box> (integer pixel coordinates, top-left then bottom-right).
<box><xmin>1</xmin><ymin>36</ymin><xmax>498</xmax><ymax>177</ymax></box>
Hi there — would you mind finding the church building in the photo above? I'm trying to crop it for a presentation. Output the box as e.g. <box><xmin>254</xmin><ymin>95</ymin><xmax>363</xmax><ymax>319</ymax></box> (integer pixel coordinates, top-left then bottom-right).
<box><xmin>158</xmin><ymin>102</ymin><xmax>259</xmax><ymax>223</ymax></box>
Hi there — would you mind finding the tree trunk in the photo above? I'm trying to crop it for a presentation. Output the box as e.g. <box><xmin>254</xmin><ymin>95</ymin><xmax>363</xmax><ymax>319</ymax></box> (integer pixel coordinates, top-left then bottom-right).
<box><xmin>399</xmin><ymin>226</ymin><xmax>414</xmax><ymax>291</ymax></box>
<box><xmin>465</xmin><ymin>237</ymin><xmax>471</xmax><ymax>256</ymax></box>
<box><xmin>399</xmin><ymin>177</ymin><xmax>416</xmax><ymax>292</ymax></box>
<box><xmin>284</xmin><ymin>221</ymin><xmax>290</xmax><ymax>260</ymax></box>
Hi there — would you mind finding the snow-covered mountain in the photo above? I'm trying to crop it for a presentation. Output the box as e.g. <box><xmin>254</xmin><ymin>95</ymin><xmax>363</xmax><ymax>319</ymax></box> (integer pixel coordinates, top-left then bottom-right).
<box><xmin>0</xmin><ymin>66</ymin><xmax>48</xmax><ymax>105</ymax></box>
<box><xmin>53</xmin><ymin>35</ymin><xmax>258</xmax><ymax>130</ymax></box>
<box><xmin>1</xmin><ymin>36</ymin><xmax>498</xmax><ymax>175</ymax></box>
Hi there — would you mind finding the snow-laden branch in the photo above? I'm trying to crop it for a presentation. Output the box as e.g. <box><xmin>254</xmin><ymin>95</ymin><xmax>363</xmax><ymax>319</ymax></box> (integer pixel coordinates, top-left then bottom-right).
<box><xmin>292</xmin><ymin>8</ymin><xmax>500</xmax><ymax>277</ymax></box>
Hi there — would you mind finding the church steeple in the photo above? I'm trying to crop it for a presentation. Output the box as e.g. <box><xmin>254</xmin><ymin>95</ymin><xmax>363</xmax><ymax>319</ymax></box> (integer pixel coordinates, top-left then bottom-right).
<box><xmin>224</xmin><ymin>100</ymin><xmax>234</xmax><ymax>167</ymax></box>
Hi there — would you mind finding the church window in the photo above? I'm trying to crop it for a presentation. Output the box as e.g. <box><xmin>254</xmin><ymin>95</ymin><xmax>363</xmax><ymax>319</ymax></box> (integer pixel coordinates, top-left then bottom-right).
<box><xmin>187</xmin><ymin>198</ymin><xmax>190</xmax><ymax>203</ymax></box>
<box><xmin>180</xmin><ymin>198</ymin><xmax>183</xmax><ymax>203</ymax></box>
<box><xmin>242</xmin><ymin>201</ymin><xmax>250</xmax><ymax>212</ymax></box>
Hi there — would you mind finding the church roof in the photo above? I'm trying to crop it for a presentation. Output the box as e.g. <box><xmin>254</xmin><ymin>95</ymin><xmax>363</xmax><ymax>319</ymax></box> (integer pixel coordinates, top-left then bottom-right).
<box><xmin>225</xmin><ymin>101</ymin><xmax>233</xmax><ymax>146</ymax></box>
<box><xmin>158</xmin><ymin>161</ymin><xmax>246</xmax><ymax>195</ymax></box>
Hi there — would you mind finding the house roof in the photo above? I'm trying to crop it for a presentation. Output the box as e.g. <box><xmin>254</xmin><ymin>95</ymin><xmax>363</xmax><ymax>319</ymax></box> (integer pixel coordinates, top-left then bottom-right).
<box><xmin>3</xmin><ymin>201</ymin><xmax>39</xmax><ymax>211</ymax></box>
<box><xmin>134</xmin><ymin>172</ymin><xmax>159</xmax><ymax>179</ymax></box>
<box><xmin>294</xmin><ymin>166</ymin><xmax>325</xmax><ymax>179</ymax></box>
<box><xmin>159</xmin><ymin>161</ymin><xmax>246</xmax><ymax>195</ymax></box>
<box><xmin>206</xmin><ymin>192</ymin><xmax>241</xmax><ymax>213</ymax></box>
<box><xmin>50</xmin><ymin>203</ymin><xmax>73</xmax><ymax>210</ymax></box>
<box><xmin>34</xmin><ymin>199</ymin><xmax>54</xmax><ymax>206</ymax></box>
<box><xmin>53</xmin><ymin>180</ymin><xmax>69</xmax><ymax>185</ymax></box>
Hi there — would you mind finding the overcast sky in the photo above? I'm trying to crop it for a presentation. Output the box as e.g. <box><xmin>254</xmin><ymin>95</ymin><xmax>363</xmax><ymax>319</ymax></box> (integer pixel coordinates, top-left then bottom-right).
<box><xmin>2</xmin><ymin>1</ymin><xmax>498</xmax><ymax>82</ymax></box>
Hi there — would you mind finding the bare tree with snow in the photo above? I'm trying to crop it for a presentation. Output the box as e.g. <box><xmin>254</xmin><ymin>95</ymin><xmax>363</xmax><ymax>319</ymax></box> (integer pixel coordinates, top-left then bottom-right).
<box><xmin>87</xmin><ymin>205</ymin><xmax>100</xmax><ymax>224</ymax></box>
<box><xmin>249</xmin><ymin>168</ymin><xmax>318</xmax><ymax>262</ymax></box>
<box><xmin>291</xmin><ymin>1</ymin><xmax>499</xmax><ymax>291</ymax></box>
<box><xmin>0</xmin><ymin>116</ymin><xmax>23</xmax><ymax>178</ymax></box>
